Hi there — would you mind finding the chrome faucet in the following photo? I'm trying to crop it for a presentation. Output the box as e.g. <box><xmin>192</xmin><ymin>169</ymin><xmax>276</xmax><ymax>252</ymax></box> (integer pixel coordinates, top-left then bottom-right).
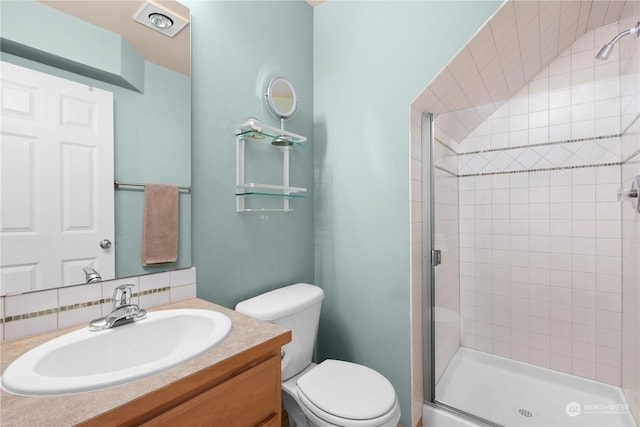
<box><xmin>83</xmin><ymin>267</ymin><xmax>102</xmax><ymax>283</ymax></box>
<box><xmin>89</xmin><ymin>284</ymin><xmax>147</xmax><ymax>331</ymax></box>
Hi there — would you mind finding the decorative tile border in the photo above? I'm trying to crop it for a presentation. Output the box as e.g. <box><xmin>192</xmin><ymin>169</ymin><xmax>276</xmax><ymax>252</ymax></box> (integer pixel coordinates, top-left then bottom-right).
<box><xmin>2</xmin><ymin>308</ymin><xmax>60</xmax><ymax>323</ymax></box>
<box><xmin>458</xmin><ymin>136</ymin><xmax>621</xmax><ymax>176</ymax></box>
<box><xmin>435</xmin><ymin>137</ymin><xmax>623</xmax><ymax>178</ymax></box>
<box><xmin>1</xmin><ymin>287</ymin><xmax>171</xmax><ymax>324</ymax></box>
<box><xmin>458</xmin><ymin>161</ymin><xmax>621</xmax><ymax>178</ymax></box>
<box><xmin>457</xmin><ymin>133</ymin><xmax>623</xmax><ymax>157</ymax></box>
<box><xmin>434</xmin><ymin>132</ymin><xmax>627</xmax><ymax>178</ymax></box>
<box><xmin>436</xmin><ymin>113</ymin><xmax>640</xmax><ymax>178</ymax></box>
<box><xmin>438</xmin><ymin>132</ymin><xmax>626</xmax><ymax>157</ymax></box>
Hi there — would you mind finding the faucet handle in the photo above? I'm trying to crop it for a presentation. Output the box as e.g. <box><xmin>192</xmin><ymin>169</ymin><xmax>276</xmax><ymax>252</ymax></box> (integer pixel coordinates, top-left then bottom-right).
<box><xmin>83</xmin><ymin>267</ymin><xmax>102</xmax><ymax>283</ymax></box>
<box><xmin>618</xmin><ymin>175</ymin><xmax>640</xmax><ymax>213</ymax></box>
<box><xmin>112</xmin><ymin>284</ymin><xmax>135</xmax><ymax>310</ymax></box>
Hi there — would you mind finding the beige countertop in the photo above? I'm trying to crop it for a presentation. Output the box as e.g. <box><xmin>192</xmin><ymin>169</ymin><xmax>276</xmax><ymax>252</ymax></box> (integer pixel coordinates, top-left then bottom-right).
<box><xmin>0</xmin><ymin>298</ymin><xmax>289</xmax><ymax>426</ymax></box>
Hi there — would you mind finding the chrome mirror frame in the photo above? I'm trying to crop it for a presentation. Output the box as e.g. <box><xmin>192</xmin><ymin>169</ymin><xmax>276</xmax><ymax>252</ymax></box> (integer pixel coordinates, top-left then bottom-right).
<box><xmin>265</xmin><ymin>77</ymin><xmax>298</xmax><ymax>120</ymax></box>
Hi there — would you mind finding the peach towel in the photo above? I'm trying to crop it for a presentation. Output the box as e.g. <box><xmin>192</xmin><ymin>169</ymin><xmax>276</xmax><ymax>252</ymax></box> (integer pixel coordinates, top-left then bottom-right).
<box><xmin>142</xmin><ymin>183</ymin><xmax>179</xmax><ymax>265</ymax></box>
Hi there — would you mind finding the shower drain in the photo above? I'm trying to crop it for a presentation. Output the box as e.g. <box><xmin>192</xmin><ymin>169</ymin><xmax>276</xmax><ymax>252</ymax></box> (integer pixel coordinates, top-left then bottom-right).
<box><xmin>518</xmin><ymin>408</ymin><xmax>535</xmax><ymax>418</ymax></box>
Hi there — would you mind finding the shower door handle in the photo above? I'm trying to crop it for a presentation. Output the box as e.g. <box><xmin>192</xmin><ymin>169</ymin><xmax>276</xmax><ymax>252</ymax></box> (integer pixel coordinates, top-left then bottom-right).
<box><xmin>431</xmin><ymin>249</ymin><xmax>442</xmax><ymax>267</ymax></box>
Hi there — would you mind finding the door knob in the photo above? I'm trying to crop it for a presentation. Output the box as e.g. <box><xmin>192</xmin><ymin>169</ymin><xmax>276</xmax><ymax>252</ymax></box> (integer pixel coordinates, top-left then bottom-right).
<box><xmin>100</xmin><ymin>239</ymin><xmax>112</xmax><ymax>249</ymax></box>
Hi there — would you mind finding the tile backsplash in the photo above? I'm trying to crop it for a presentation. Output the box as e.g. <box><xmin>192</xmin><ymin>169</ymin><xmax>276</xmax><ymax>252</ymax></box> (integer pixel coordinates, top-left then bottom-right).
<box><xmin>0</xmin><ymin>267</ymin><xmax>197</xmax><ymax>342</ymax></box>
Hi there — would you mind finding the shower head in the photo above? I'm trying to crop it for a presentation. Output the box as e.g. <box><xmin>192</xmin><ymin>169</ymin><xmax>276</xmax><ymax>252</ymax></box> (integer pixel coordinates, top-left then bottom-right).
<box><xmin>596</xmin><ymin>21</ymin><xmax>640</xmax><ymax>60</ymax></box>
<box><xmin>596</xmin><ymin>43</ymin><xmax>615</xmax><ymax>60</ymax></box>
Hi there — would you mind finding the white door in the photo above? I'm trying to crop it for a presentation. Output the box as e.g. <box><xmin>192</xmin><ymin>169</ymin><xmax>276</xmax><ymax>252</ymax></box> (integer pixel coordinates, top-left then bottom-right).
<box><xmin>0</xmin><ymin>61</ymin><xmax>114</xmax><ymax>294</ymax></box>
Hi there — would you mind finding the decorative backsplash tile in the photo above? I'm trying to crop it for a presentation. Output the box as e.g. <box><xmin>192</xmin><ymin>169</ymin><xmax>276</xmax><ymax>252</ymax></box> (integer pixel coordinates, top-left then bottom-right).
<box><xmin>4</xmin><ymin>289</ymin><xmax>57</xmax><ymax>318</ymax></box>
<box><xmin>0</xmin><ymin>267</ymin><xmax>197</xmax><ymax>343</ymax></box>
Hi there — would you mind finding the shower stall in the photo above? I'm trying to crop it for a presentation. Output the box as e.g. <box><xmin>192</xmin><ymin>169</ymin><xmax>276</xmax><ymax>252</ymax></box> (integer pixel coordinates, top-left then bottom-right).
<box><xmin>414</xmin><ymin>2</ymin><xmax>640</xmax><ymax>426</ymax></box>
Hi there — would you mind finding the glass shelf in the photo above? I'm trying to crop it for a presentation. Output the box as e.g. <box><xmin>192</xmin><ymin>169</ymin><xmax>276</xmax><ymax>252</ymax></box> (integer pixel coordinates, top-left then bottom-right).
<box><xmin>235</xmin><ymin>129</ymin><xmax>306</xmax><ymax>146</ymax></box>
<box><xmin>237</xmin><ymin>208</ymin><xmax>294</xmax><ymax>213</ymax></box>
<box><xmin>235</xmin><ymin>118</ymin><xmax>307</xmax><ymax>146</ymax></box>
<box><xmin>236</xmin><ymin>118</ymin><xmax>307</xmax><ymax>213</ymax></box>
<box><xmin>236</xmin><ymin>191</ymin><xmax>305</xmax><ymax>198</ymax></box>
<box><xmin>236</xmin><ymin>183</ymin><xmax>307</xmax><ymax>198</ymax></box>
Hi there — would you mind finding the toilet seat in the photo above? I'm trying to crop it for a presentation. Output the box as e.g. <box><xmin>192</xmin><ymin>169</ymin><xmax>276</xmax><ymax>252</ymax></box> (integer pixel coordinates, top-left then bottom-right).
<box><xmin>296</xmin><ymin>360</ymin><xmax>399</xmax><ymax>427</ymax></box>
<box><xmin>297</xmin><ymin>389</ymin><xmax>400</xmax><ymax>427</ymax></box>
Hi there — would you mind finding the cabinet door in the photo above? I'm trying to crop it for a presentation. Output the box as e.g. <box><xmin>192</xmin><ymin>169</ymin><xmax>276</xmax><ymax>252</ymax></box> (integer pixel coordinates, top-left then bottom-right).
<box><xmin>141</xmin><ymin>355</ymin><xmax>281</xmax><ymax>427</ymax></box>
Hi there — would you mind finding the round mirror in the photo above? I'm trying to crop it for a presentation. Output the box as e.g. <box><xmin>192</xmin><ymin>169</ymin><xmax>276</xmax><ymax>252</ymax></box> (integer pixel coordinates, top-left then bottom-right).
<box><xmin>265</xmin><ymin>77</ymin><xmax>298</xmax><ymax>120</ymax></box>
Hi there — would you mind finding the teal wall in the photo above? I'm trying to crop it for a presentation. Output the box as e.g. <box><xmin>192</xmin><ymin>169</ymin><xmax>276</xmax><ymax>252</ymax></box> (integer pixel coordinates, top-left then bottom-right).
<box><xmin>313</xmin><ymin>2</ymin><xmax>501</xmax><ymax>425</ymax></box>
<box><xmin>185</xmin><ymin>0</ymin><xmax>315</xmax><ymax>308</ymax></box>
<box><xmin>0</xmin><ymin>1</ymin><xmax>191</xmax><ymax>281</ymax></box>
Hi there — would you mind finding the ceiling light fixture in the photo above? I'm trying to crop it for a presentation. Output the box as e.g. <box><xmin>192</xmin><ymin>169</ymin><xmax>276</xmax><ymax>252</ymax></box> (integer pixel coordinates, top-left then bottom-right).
<box><xmin>133</xmin><ymin>1</ymin><xmax>189</xmax><ymax>38</ymax></box>
<box><xmin>148</xmin><ymin>12</ymin><xmax>173</xmax><ymax>29</ymax></box>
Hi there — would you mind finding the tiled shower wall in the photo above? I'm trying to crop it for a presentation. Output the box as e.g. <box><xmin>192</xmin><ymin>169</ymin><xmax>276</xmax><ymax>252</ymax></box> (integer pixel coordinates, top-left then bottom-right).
<box><xmin>458</xmin><ymin>166</ymin><xmax>622</xmax><ymax>384</ymax></box>
<box><xmin>619</xmin><ymin>2</ymin><xmax>640</xmax><ymax>423</ymax></box>
<box><xmin>412</xmin><ymin>7</ymin><xmax>640</xmax><ymax>426</ymax></box>
<box><xmin>447</xmin><ymin>23</ymin><xmax>628</xmax><ymax>386</ymax></box>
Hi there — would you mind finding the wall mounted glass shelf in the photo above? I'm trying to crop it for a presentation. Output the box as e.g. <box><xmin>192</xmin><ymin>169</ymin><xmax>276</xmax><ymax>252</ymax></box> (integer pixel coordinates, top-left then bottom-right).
<box><xmin>235</xmin><ymin>118</ymin><xmax>307</xmax><ymax>213</ymax></box>
<box><xmin>236</xmin><ymin>183</ymin><xmax>306</xmax><ymax>198</ymax></box>
<box><xmin>236</xmin><ymin>208</ymin><xmax>294</xmax><ymax>213</ymax></box>
<box><xmin>235</xmin><ymin>117</ymin><xmax>307</xmax><ymax>146</ymax></box>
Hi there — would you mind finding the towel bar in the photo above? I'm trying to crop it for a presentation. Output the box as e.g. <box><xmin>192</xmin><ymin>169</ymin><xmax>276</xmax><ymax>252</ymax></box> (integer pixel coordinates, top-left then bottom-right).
<box><xmin>114</xmin><ymin>181</ymin><xmax>191</xmax><ymax>192</ymax></box>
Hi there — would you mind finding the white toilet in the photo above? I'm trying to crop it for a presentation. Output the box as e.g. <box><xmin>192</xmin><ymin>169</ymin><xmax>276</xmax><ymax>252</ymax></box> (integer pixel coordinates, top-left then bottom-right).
<box><xmin>235</xmin><ymin>283</ymin><xmax>401</xmax><ymax>427</ymax></box>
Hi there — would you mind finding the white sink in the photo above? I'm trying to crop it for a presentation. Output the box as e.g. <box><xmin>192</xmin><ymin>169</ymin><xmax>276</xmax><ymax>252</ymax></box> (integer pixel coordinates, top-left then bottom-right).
<box><xmin>1</xmin><ymin>309</ymin><xmax>232</xmax><ymax>396</ymax></box>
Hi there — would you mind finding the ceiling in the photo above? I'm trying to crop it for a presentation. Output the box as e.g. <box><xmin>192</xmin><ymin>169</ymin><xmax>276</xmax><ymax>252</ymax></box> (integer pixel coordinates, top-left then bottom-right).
<box><xmin>38</xmin><ymin>0</ymin><xmax>190</xmax><ymax>76</ymax></box>
<box><xmin>412</xmin><ymin>0</ymin><xmax>629</xmax><ymax>144</ymax></box>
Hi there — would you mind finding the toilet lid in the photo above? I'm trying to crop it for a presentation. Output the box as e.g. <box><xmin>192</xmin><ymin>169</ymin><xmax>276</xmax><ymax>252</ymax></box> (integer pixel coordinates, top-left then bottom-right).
<box><xmin>296</xmin><ymin>360</ymin><xmax>396</xmax><ymax>421</ymax></box>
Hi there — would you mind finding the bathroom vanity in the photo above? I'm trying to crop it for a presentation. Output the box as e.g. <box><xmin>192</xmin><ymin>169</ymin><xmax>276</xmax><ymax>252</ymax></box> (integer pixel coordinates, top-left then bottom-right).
<box><xmin>0</xmin><ymin>299</ymin><xmax>291</xmax><ymax>426</ymax></box>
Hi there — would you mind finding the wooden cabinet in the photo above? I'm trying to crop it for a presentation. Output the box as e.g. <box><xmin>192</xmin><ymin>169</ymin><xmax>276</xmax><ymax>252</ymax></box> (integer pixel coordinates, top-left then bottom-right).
<box><xmin>77</xmin><ymin>335</ymin><xmax>289</xmax><ymax>427</ymax></box>
<box><xmin>142</xmin><ymin>355</ymin><xmax>280</xmax><ymax>426</ymax></box>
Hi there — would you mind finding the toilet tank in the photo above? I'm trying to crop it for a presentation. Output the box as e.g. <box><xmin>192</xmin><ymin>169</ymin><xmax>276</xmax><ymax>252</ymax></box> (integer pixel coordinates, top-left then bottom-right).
<box><xmin>235</xmin><ymin>283</ymin><xmax>324</xmax><ymax>380</ymax></box>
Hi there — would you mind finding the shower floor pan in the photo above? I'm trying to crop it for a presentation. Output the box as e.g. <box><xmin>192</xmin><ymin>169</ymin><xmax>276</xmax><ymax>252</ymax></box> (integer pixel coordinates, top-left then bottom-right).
<box><xmin>436</xmin><ymin>347</ymin><xmax>636</xmax><ymax>426</ymax></box>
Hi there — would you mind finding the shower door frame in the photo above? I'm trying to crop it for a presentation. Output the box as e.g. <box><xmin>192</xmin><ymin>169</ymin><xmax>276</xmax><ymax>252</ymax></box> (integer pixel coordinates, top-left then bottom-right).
<box><xmin>421</xmin><ymin>112</ymin><xmax>500</xmax><ymax>427</ymax></box>
<box><xmin>421</xmin><ymin>112</ymin><xmax>436</xmax><ymax>405</ymax></box>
